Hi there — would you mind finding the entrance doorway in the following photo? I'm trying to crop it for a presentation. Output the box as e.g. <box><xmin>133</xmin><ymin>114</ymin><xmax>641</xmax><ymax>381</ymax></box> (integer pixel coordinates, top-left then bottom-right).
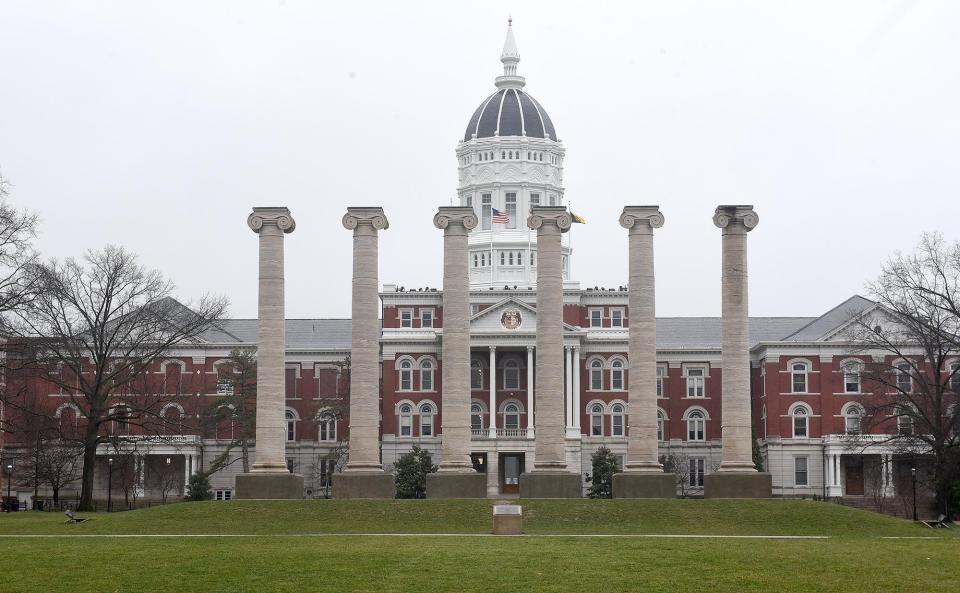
<box><xmin>499</xmin><ymin>453</ymin><xmax>525</xmax><ymax>494</ymax></box>
<box><xmin>845</xmin><ymin>457</ymin><xmax>865</xmax><ymax>495</ymax></box>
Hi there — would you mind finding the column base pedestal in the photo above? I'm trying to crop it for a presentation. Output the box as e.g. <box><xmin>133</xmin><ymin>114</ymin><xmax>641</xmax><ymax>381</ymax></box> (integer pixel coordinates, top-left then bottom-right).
<box><xmin>703</xmin><ymin>472</ymin><xmax>772</xmax><ymax>499</ymax></box>
<box><xmin>426</xmin><ymin>472</ymin><xmax>487</xmax><ymax>499</ymax></box>
<box><xmin>520</xmin><ymin>472</ymin><xmax>582</xmax><ymax>499</ymax></box>
<box><xmin>612</xmin><ymin>472</ymin><xmax>676</xmax><ymax>499</ymax></box>
<box><xmin>235</xmin><ymin>472</ymin><xmax>304</xmax><ymax>499</ymax></box>
<box><xmin>332</xmin><ymin>472</ymin><xmax>395</xmax><ymax>499</ymax></box>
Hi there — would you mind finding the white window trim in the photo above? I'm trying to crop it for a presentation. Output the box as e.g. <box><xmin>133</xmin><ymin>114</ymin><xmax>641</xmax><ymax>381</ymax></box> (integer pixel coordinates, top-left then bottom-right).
<box><xmin>398</xmin><ymin>308</ymin><xmax>414</xmax><ymax>328</ymax></box>
<box><xmin>588</xmin><ymin>308</ymin><xmax>603</xmax><ymax>328</ymax></box>
<box><xmin>683</xmin><ymin>365</ymin><xmax>707</xmax><ymax>398</ymax></box>
<box><xmin>419</xmin><ymin>308</ymin><xmax>435</xmax><ymax>328</ymax></box>
<box><xmin>396</xmin><ymin>356</ymin><xmax>416</xmax><ymax>392</ymax></box>
<box><xmin>609</xmin><ymin>308</ymin><xmax>625</xmax><ymax>328</ymax></box>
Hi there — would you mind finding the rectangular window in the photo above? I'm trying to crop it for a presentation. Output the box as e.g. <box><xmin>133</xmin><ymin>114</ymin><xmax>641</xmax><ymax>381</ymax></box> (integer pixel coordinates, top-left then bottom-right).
<box><xmin>286</xmin><ymin>459</ymin><xmax>295</xmax><ymax>473</ymax></box>
<box><xmin>844</xmin><ymin>365</ymin><xmax>860</xmax><ymax>393</ymax></box>
<box><xmin>951</xmin><ymin>363</ymin><xmax>960</xmax><ymax>392</ymax></box>
<box><xmin>400</xmin><ymin>415</ymin><xmax>412</xmax><ymax>437</ymax></box>
<box><xmin>686</xmin><ymin>368</ymin><xmax>705</xmax><ymax>397</ymax></box>
<box><xmin>612</xmin><ymin>414</ymin><xmax>623</xmax><ymax>436</ymax></box>
<box><xmin>897</xmin><ymin>364</ymin><xmax>913</xmax><ymax>393</ymax></box>
<box><xmin>656</xmin><ymin>365</ymin><xmax>666</xmax><ymax>397</ymax></box>
<box><xmin>794</xmin><ymin>457</ymin><xmax>808</xmax><ymax>486</ymax></box>
<box><xmin>793</xmin><ymin>415</ymin><xmax>807</xmax><ymax>438</ymax></box>
<box><xmin>589</xmin><ymin>309</ymin><xmax>602</xmax><ymax>328</ymax></box>
<box><xmin>465</xmin><ymin>195</ymin><xmax>473</xmax><ymax>208</ymax></box>
<box><xmin>529</xmin><ymin>193</ymin><xmax>540</xmax><ymax>209</ymax></box>
<box><xmin>481</xmin><ymin>193</ymin><xmax>492</xmax><ymax>230</ymax></box>
<box><xmin>591</xmin><ymin>413</ymin><xmax>603</xmax><ymax>436</ymax></box>
<box><xmin>420</xmin><ymin>309</ymin><xmax>434</xmax><ymax>328</ymax></box>
<box><xmin>399</xmin><ymin>309</ymin><xmax>413</xmax><ymax>328</ymax></box>
<box><xmin>689</xmin><ymin>458</ymin><xmax>705</xmax><ymax>487</ymax></box>
<box><xmin>505</xmin><ymin>192</ymin><xmax>517</xmax><ymax>229</ymax></box>
<box><xmin>215</xmin><ymin>489</ymin><xmax>233</xmax><ymax>501</ymax></box>
<box><xmin>504</xmin><ymin>366</ymin><xmax>520</xmax><ymax>390</ymax></box>
<box><xmin>471</xmin><ymin>303</ymin><xmax>482</xmax><ymax>316</ymax></box>
<box><xmin>610</xmin><ymin>309</ymin><xmax>624</xmax><ymax>328</ymax></box>
<box><xmin>319</xmin><ymin>460</ymin><xmax>336</xmax><ymax>488</ymax></box>
<box><xmin>792</xmin><ymin>364</ymin><xmax>808</xmax><ymax>393</ymax></box>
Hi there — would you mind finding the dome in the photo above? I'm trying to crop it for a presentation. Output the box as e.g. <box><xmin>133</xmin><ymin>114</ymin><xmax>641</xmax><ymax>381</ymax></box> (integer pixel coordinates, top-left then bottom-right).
<box><xmin>463</xmin><ymin>88</ymin><xmax>557</xmax><ymax>142</ymax></box>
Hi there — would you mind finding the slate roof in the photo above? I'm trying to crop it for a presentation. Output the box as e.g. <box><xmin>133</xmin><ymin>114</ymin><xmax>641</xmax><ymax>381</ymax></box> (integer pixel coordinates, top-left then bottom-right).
<box><xmin>780</xmin><ymin>295</ymin><xmax>876</xmax><ymax>342</ymax></box>
<box><xmin>463</xmin><ymin>88</ymin><xmax>557</xmax><ymax>141</ymax></box>
<box><xmin>653</xmin><ymin>317</ymin><xmax>813</xmax><ymax>350</ymax></box>
<box><xmin>198</xmin><ymin>319</ymin><xmax>352</xmax><ymax>350</ymax></box>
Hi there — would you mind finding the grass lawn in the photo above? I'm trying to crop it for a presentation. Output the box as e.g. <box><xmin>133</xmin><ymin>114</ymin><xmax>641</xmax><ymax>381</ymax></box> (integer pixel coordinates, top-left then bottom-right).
<box><xmin>0</xmin><ymin>500</ymin><xmax>957</xmax><ymax>592</ymax></box>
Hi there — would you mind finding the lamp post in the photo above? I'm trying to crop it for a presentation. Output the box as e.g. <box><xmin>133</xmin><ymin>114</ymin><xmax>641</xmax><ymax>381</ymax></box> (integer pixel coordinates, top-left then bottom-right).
<box><xmin>5</xmin><ymin>464</ymin><xmax>12</xmax><ymax>513</ymax></box>
<box><xmin>107</xmin><ymin>458</ymin><xmax>114</xmax><ymax>513</ymax></box>
<box><xmin>911</xmin><ymin>466</ymin><xmax>918</xmax><ymax>521</ymax></box>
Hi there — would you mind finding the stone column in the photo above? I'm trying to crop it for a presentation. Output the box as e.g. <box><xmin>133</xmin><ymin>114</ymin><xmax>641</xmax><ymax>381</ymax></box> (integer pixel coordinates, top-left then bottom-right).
<box><xmin>572</xmin><ymin>345</ymin><xmax>581</xmax><ymax>433</ymax></box>
<box><xmin>488</xmin><ymin>346</ymin><xmax>497</xmax><ymax>438</ymax></box>
<box><xmin>427</xmin><ymin>207</ymin><xmax>485</xmax><ymax>498</ymax></box>
<box><xmin>526</xmin><ymin>346</ymin><xmax>535</xmax><ymax>439</ymax></box>
<box><xmin>704</xmin><ymin>205</ymin><xmax>772</xmax><ymax>498</ymax></box>
<box><xmin>520</xmin><ymin>206</ymin><xmax>580</xmax><ymax>498</ymax></box>
<box><xmin>564</xmin><ymin>346</ymin><xmax>575</xmax><ymax>436</ymax></box>
<box><xmin>333</xmin><ymin>207</ymin><xmax>395</xmax><ymax>499</ymax></box>
<box><xmin>236</xmin><ymin>207</ymin><xmax>304</xmax><ymax>499</ymax></box>
<box><xmin>612</xmin><ymin>206</ymin><xmax>674</xmax><ymax>498</ymax></box>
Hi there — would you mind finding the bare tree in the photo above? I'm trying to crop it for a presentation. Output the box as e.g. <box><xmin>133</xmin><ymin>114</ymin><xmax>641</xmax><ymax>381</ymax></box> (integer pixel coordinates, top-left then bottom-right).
<box><xmin>157</xmin><ymin>460</ymin><xmax>180</xmax><ymax>504</ymax></box>
<box><xmin>660</xmin><ymin>451</ymin><xmax>692</xmax><ymax>498</ymax></box>
<box><xmin>200</xmin><ymin>348</ymin><xmax>257</xmax><ymax>476</ymax></box>
<box><xmin>0</xmin><ymin>169</ymin><xmax>40</xmax><ymax>319</ymax></box>
<box><xmin>843</xmin><ymin>233</ymin><xmax>960</xmax><ymax>516</ymax></box>
<box><xmin>3</xmin><ymin>245</ymin><xmax>228</xmax><ymax>511</ymax></box>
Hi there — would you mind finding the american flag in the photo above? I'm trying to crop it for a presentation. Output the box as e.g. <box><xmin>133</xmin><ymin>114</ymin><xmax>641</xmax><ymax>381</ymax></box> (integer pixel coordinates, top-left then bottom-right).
<box><xmin>491</xmin><ymin>208</ymin><xmax>510</xmax><ymax>224</ymax></box>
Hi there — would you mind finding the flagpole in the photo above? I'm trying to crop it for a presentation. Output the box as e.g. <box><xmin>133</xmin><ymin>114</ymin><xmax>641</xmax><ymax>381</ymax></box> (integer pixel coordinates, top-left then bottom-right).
<box><xmin>568</xmin><ymin>199</ymin><xmax>573</xmax><ymax>281</ymax></box>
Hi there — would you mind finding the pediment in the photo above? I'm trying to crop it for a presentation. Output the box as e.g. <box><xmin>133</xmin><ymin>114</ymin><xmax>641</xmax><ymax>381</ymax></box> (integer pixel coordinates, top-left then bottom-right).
<box><xmin>469</xmin><ymin>297</ymin><xmax>577</xmax><ymax>333</ymax></box>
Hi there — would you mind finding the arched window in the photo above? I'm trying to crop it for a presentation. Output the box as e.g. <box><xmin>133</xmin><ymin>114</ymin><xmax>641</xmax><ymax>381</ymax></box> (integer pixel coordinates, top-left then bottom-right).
<box><xmin>589</xmin><ymin>359</ymin><xmax>604</xmax><ymax>391</ymax></box>
<box><xmin>687</xmin><ymin>410</ymin><xmax>705</xmax><ymax>441</ymax></box>
<box><xmin>399</xmin><ymin>404</ymin><xmax>413</xmax><ymax>437</ymax></box>
<box><xmin>761</xmin><ymin>404</ymin><xmax>767</xmax><ymax>438</ymax></box>
<box><xmin>57</xmin><ymin>403</ymin><xmax>80</xmax><ymax>436</ymax></box>
<box><xmin>590</xmin><ymin>403</ymin><xmax>604</xmax><ymax>436</ymax></box>
<box><xmin>503</xmin><ymin>359</ymin><xmax>520</xmax><ymax>390</ymax></box>
<box><xmin>842</xmin><ymin>361</ymin><xmax>862</xmax><ymax>393</ymax></box>
<box><xmin>470</xmin><ymin>359</ymin><xmax>484</xmax><ymax>390</ymax></box>
<box><xmin>791</xmin><ymin>361</ymin><xmax>809</xmax><ymax>393</ymax></box>
<box><xmin>473</xmin><ymin>254</ymin><xmax>478</xmax><ymax>268</ymax></box>
<box><xmin>505</xmin><ymin>193</ymin><xmax>517</xmax><ymax>229</ymax></box>
<box><xmin>500</xmin><ymin>251</ymin><xmax>505</xmax><ymax>265</ymax></box>
<box><xmin>398</xmin><ymin>360</ymin><xmax>413</xmax><ymax>391</ymax></box>
<box><xmin>480</xmin><ymin>253</ymin><xmax>487</xmax><ymax>267</ymax></box>
<box><xmin>611</xmin><ymin>359</ymin><xmax>625</xmax><ymax>391</ymax></box>
<box><xmin>896</xmin><ymin>362</ymin><xmax>913</xmax><ymax>393</ymax></box>
<box><xmin>657</xmin><ymin>410</ymin><xmax>666</xmax><ymax>442</ymax></box>
<box><xmin>420</xmin><ymin>359</ymin><xmax>434</xmax><ymax>391</ymax></box>
<box><xmin>611</xmin><ymin>404</ymin><xmax>625</xmax><ymax>437</ymax></box>
<box><xmin>471</xmin><ymin>402</ymin><xmax>483</xmax><ymax>432</ymax></box>
<box><xmin>319</xmin><ymin>412</ymin><xmax>336</xmax><ymax>442</ymax></box>
<box><xmin>420</xmin><ymin>403</ymin><xmax>434</xmax><ymax>436</ymax></box>
<box><xmin>844</xmin><ymin>405</ymin><xmax>862</xmax><ymax>435</ymax></box>
<box><xmin>791</xmin><ymin>405</ymin><xmax>810</xmax><ymax>438</ymax></box>
<box><xmin>161</xmin><ymin>404</ymin><xmax>184</xmax><ymax>436</ymax></box>
<box><xmin>112</xmin><ymin>406</ymin><xmax>131</xmax><ymax>436</ymax></box>
<box><xmin>286</xmin><ymin>410</ymin><xmax>297</xmax><ymax>441</ymax></box>
<box><xmin>501</xmin><ymin>151</ymin><xmax>506</xmax><ymax>159</ymax></box>
<box><xmin>503</xmin><ymin>403</ymin><xmax>520</xmax><ymax>430</ymax></box>
<box><xmin>215</xmin><ymin>404</ymin><xmax>236</xmax><ymax>440</ymax></box>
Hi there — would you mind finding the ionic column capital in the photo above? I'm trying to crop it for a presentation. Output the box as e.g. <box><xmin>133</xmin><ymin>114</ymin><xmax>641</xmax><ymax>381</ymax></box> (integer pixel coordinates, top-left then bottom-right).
<box><xmin>248</xmin><ymin>207</ymin><xmax>296</xmax><ymax>234</ymax></box>
<box><xmin>619</xmin><ymin>206</ymin><xmax>664</xmax><ymax>230</ymax></box>
<box><xmin>527</xmin><ymin>206</ymin><xmax>572</xmax><ymax>233</ymax></box>
<box><xmin>342</xmin><ymin>207</ymin><xmax>389</xmax><ymax>231</ymax></box>
<box><xmin>713</xmin><ymin>205</ymin><xmax>759</xmax><ymax>231</ymax></box>
<box><xmin>433</xmin><ymin>206</ymin><xmax>478</xmax><ymax>231</ymax></box>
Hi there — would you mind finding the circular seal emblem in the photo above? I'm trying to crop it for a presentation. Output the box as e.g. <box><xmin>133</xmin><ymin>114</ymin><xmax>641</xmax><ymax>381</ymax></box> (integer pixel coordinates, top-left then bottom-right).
<box><xmin>501</xmin><ymin>309</ymin><xmax>522</xmax><ymax>330</ymax></box>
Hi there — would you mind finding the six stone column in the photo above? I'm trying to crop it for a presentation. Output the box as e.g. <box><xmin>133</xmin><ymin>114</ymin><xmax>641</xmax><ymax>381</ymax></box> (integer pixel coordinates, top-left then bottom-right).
<box><xmin>426</xmin><ymin>207</ymin><xmax>486</xmax><ymax>498</ymax></box>
<box><xmin>520</xmin><ymin>206</ymin><xmax>581</xmax><ymax>498</ymax></box>
<box><xmin>241</xmin><ymin>202</ymin><xmax>767</xmax><ymax>500</ymax></box>
<box><xmin>333</xmin><ymin>207</ymin><xmax>396</xmax><ymax>499</ymax></box>
<box><xmin>235</xmin><ymin>207</ymin><xmax>304</xmax><ymax>499</ymax></box>
<box><xmin>704</xmin><ymin>205</ymin><xmax>772</xmax><ymax>498</ymax></box>
<box><xmin>612</xmin><ymin>206</ymin><xmax>675</xmax><ymax>498</ymax></box>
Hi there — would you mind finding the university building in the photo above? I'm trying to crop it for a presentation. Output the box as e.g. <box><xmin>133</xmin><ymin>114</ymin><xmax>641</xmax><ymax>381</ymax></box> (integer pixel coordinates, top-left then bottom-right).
<box><xmin>3</xmin><ymin>23</ymin><xmax>938</xmax><ymax>505</ymax></box>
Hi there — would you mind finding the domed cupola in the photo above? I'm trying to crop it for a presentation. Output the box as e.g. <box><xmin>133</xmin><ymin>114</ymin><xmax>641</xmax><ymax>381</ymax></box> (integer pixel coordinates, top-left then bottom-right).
<box><xmin>455</xmin><ymin>20</ymin><xmax>572</xmax><ymax>291</ymax></box>
<box><xmin>463</xmin><ymin>19</ymin><xmax>557</xmax><ymax>142</ymax></box>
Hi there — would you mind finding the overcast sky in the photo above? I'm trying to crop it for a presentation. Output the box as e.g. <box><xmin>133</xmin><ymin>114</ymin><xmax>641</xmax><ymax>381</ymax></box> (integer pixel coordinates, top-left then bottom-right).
<box><xmin>2</xmin><ymin>1</ymin><xmax>958</xmax><ymax>320</ymax></box>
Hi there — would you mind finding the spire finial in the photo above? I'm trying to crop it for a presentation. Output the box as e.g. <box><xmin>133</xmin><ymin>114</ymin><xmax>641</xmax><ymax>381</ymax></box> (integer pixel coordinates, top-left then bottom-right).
<box><xmin>496</xmin><ymin>17</ymin><xmax>525</xmax><ymax>89</ymax></box>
